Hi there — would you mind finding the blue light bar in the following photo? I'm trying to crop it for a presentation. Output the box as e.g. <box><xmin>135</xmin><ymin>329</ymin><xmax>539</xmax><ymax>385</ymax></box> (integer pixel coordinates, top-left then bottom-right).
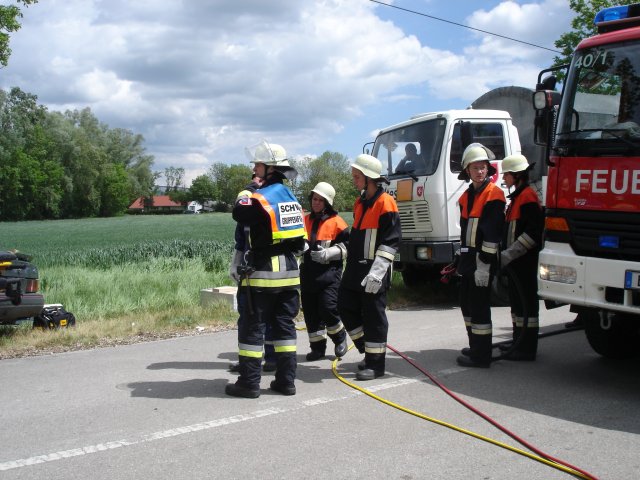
<box><xmin>595</xmin><ymin>5</ymin><xmax>630</xmax><ymax>24</ymax></box>
<box><xmin>599</xmin><ymin>235</ymin><xmax>619</xmax><ymax>248</ymax></box>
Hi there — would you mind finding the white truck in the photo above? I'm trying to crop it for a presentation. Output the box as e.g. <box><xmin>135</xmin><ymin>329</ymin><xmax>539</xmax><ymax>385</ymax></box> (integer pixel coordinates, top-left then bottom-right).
<box><xmin>366</xmin><ymin>86</ymin><xmax>545</xmax><ymax>296</ymax></box>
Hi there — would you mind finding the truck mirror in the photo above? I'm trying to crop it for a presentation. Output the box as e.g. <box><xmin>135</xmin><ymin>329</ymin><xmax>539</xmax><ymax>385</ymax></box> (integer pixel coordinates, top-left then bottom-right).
<box><xmin>534</xmin><ymin>110</ymin><xmax>550</xmax><ymax>145</ymax></box>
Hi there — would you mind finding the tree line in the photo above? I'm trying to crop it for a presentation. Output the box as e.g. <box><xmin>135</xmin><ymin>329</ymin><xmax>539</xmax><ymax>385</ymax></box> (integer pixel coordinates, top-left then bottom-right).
<box><xmin>0</xmin><ymin>87</ymin><xmax>157</xmax><ymax>220</ymax></box>
<box><xmin>168</xmin><ymin>151</ymin><xmax>361</xmax><ymax>214</ymax></box>
<box><xmin>1</xmin><ymin>85</ymin><xmax>360</xmax><ymax>221</ymax></box>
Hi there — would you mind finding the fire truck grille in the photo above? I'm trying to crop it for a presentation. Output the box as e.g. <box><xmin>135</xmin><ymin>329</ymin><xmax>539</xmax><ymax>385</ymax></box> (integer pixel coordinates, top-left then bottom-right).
<box><xmin>398</xmin><ymin>203</ymin><xmax>432</xmax><ymax>235</ymax></box>
<box><xmin>569</xmin><ymin>210</ymin><xmax>640</xmax><ymax>262</ymax></box>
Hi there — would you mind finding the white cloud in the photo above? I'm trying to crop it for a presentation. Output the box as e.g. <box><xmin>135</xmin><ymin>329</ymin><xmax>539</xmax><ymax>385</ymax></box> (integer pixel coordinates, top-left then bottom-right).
<box><xmin>1</xmin><ymin>0</ymin><xmax>575</xmax><ymax>184</ymax></box>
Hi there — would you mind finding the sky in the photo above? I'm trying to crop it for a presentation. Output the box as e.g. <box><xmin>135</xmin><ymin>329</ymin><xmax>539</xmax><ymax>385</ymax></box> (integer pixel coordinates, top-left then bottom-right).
<box><xmin>0</xmin><ymin>0</ymin><xmax>575</xmax><ymax>184</ymax></box>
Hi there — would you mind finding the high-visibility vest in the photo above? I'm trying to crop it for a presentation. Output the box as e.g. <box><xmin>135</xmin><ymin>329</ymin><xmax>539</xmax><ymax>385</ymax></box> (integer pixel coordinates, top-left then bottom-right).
<box><xmin>304</xmin><ymin>213</ymin><xmax>348</xmax><ymax>250</ymax></box>
<box><xmin>235</xmin><ymin>183</ymin><xmax>306</xmax><ymax>290</ymax></box>
<box><xmin>301</xmin><ymin>212</ymin><xmax>349</xmax><ymax>291</ymax></box>
<box><xmin>250</xmin><ymin>183</ymin><xmax>306</xmax><ymax>242</ymax></box>
<box><xmin>350</xmin><ymin>191</ymin><xmax>399</xmax><ymax>262</ymax></box>
<box><xmin>458</xmin><ymin>182</ymin><xmax>505</xmax><ymax>255</ymax></box>
<box><xmin>505</xmin><ymin>185</ymin><xmax>542</xmax><ymax>250</ymax></box>
<box><xmin>342</xmin><ymin>188</ymin><xmax>400</xmax><ymax>290</ymax></box>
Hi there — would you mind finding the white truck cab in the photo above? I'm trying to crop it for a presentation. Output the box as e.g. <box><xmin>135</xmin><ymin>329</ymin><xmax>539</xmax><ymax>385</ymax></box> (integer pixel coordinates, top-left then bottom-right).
<box><xmin>370</xmin><ymin>109</ymin><xmax>522</xmax><ymax>287</ymax></box>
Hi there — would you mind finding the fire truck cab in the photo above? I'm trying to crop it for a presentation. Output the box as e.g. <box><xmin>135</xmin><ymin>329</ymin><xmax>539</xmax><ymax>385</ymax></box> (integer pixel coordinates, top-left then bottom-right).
<box><xmin>534</xmin><ymin>3</ymin><xmax>640</xmax><ymax>358</ymax></box>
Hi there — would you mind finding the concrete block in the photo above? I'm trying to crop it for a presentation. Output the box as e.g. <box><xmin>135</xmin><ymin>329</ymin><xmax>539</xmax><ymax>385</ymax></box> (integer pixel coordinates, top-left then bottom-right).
<box><xmin>200</xmin><ymin>286</ymin><xmax>238</xmax><ymax>311</ymax></box>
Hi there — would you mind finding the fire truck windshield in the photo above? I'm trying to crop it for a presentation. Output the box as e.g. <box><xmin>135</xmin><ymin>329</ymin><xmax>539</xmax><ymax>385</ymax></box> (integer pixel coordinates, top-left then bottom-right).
<box><xmin>556</xmin><ymin>40</ymin><xmax>640</xmax><ymax>155</ymax></box>
<box><xmin>372</xmin><ymin>118</ymin><xmax>447</xmax><ymax>178</ymax></box>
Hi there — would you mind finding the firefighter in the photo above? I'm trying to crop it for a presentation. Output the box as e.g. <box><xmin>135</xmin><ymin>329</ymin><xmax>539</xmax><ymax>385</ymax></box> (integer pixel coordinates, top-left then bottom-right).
<box><xmin>228</xmin><ymin>185</ymin><xmax>276</xmax><ymax>373</ymax></box>
<box><xmin>225</xmin><ymin>141</ymin><xmax>306</xmax><ymax>398</ymax></box>
<box><xmin>339</xmin><ymin>154</ymin><xmax>401</xmax><ymax>380</ymax></box>
<box><xmin>456</xmin><ymin>143</ymin><xmax>506</xmax><ymax>368</ymax></box>
<box><xmin>302</xmin><ymin>182</ymin><xmax>350</xmax><ymax>361</ymax></box>
<box><xmin>499</xmin><ymin>154</ymin><xmax>543</xmax><ymax>361</ymax></box>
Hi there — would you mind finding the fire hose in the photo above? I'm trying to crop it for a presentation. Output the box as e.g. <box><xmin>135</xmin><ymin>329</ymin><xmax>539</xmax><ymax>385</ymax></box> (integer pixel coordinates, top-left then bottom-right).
<box><xmin>325</xmin><ymin>263</ymin><xmax>597</xmax><ymax>479</ymax></box>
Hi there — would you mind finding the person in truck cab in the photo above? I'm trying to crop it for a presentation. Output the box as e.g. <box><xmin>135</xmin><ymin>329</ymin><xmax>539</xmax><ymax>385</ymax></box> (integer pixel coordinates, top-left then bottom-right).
<box><xmin>339</xmin><ymin>154</ymin><xmax>401</xmax><ymax>380</ymax></box>
<box><xmin>395</xmin><ymin>143</ymin><xmax>424</xmax><ymax>173</ymax></box>
<box><xmin>456</xmin><ymin>143</ymin><xmax>506</xmax><ymax>368</ymax></box>
<box><xmin>301</xmin><ymin>182</ymin><xmax>350</xmax><ymax>362</ymax></box>
<box><xmin>499</xmin><ymin>154</ymin><xmax>543</xmax><ymax>361</ymax></box>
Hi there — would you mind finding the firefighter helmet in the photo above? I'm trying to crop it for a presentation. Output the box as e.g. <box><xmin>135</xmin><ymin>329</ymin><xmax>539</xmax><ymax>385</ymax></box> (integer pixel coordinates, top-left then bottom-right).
<box><xmin>351</xmin><ymin>154</ymin><xmax>383</xmax><ymax>180</ymax></box>
<box><xmin>246</xmin><ymin>141</ymin><xmax>289</xmax><ymax>167</ymax></box>
<box><xmin>245</xmin><ymin>140</ymin><xmax>297</xmax><ymax>180</ymax></box>
<box><xmin>311</xmin><ymin>182</ymin><xmax>336</xmax><ymax>206</ymax></box>
<box><xmin>458</xmin><ymin>143</ymin><xmax>497</xmax><ymax>181</ymax></box>
<box><xmin>501</xmin><ymin>154</ymin><xmax>533</xmax><ymax>173</ymax></box>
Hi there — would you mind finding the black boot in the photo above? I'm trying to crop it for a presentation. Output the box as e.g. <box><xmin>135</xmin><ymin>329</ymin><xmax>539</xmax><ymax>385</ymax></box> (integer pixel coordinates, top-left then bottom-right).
<box><xmin>262</xmin><ymin>360</ymin><xmax>277</xmax><ymax>372</ymax></box>
<box><xmin>269</xmin><ymin>380</ymin><xmax>296</xmax><ymax>396</ymax></box>
<box><xmin>456</xmin><ymin>355</ymin><xmax>490</xmax><ymax>368</ymax></box>
<box><xmin>356</xmin><ymin>368</ymin><xmax>384</xmax><ymax>380</ymax></box>
<box><xmin>334</xmin><ymin>337</ymin><xmax>348</xmax><ymax>358</ymax></box>
<box><xmin>305</xmin><ymin>350</ymin><xmax>326</xmax><ymax>361</ymax></box>
<box><xmin>225</xmin><ymin>382</ymin><xmax>260</xmax><ymax>398</ymax></box>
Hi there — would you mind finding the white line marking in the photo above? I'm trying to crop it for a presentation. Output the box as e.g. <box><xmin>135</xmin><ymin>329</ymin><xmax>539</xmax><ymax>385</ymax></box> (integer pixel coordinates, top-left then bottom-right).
<box><xmin>0</xmin><ymin>377</ymin><xmax>417</xmax><ymax>471</ymax></box>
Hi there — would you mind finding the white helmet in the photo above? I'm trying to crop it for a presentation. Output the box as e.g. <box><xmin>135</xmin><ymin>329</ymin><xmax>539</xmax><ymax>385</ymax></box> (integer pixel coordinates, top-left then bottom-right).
<box><xmin>502</xmin><ymin>154</ymin><xmax>532</xmax><ymax>173</ymax></box>
<box><xmin>245</xmin><ymin>140</ymin><xmax>297</xmax><ymax>180</ymax></box>
<box><xmin>246</xmin><ymin>141</ymin><xmax>290</xmax><ymax>167</ymax></box>
<box><xmin>458</xmin><ymin>143</ymin><xmax>497</xmax><ymax>181</ymax></box>
<box><xmin>351</xmin><ymin>154</ymin><xmax>382</xmax><ymax>179</ymax></box>
<box><xmin>311</xmin><ymin>182</ymin><xmax>336</xmax><ymax>207</ymax></box>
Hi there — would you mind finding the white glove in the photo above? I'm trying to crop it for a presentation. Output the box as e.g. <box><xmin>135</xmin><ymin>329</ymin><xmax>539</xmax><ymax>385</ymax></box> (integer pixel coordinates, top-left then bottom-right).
<box><xmin>500</xmin><ymin>241</ymin><xmax>528</xmax><ymax>269</ymax></box>
<box><xmin>361</xmin><ymin>255</ymin><xmax>392</xmax><ymax>294</ymax></box>
<box><xmin>229</xmin><ymin>249</ymin><xmax>244</xmax><ymax>284</ymax></box>
<box><xmin>310</xmin><ymin>245</ymin><xmax>342</xmax><ymax>264</ymax></box>
<box><xmin>474</xmin><ymin>254</ymin><xmax>491</xmax><ymax>288</ymax></box>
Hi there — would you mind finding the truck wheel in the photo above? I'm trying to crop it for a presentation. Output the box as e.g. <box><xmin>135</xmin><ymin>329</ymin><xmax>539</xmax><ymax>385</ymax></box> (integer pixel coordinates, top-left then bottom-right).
<box><xmin>583</xmin><ymin>310</ymin><xmax>640</xmax><ymax>359</ymax></box>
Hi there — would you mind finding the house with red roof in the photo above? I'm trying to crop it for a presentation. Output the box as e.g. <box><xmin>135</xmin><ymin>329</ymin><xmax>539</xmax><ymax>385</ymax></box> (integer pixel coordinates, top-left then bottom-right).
<box><xmin>128</xmin><ymin>195</ymin><xmax>186</xmax><ymax>214</ymax></box>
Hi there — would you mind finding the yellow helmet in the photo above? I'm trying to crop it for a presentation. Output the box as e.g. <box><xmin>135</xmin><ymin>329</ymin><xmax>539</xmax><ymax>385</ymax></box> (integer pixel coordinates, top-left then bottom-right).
<box><xmin>351</xmin><ymin>154</ymin><xmax>382</xmax><ymax>179</ymax></box>
<box><xmin>311</xmin><ymin>182</ymin><xmax>336</xmax><ymax>206</ymax></box>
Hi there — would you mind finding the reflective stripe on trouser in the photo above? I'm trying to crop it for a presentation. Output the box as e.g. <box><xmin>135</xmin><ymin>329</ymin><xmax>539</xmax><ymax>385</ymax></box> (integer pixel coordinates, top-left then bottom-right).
<box><xmin>237</xmin><ymin>289</ymin><xmax>299</xmax><ymax>389</ymax></box>
<box><xmin>459</xmin><ymin>275</ymin><xmax>492</xmax><ymax>362</ymax></box>
<box><xmin>507</xmin><ymin>257</ymin><xmax>539</xmax><ymax>355</ymax></box>
<box><xmin>338</xmin><ymin>285</ymin><xmax>388</xmax><ymax>371</ymax></box>
<box><xmin>301</xmin><ymin>285</ymin><xmax>346</xmax><ymax>353</ymax></box>
<box><xmin>238</xmin><ymin>288</ymin><xmax>276</xmax><ymax>364</ymax></box>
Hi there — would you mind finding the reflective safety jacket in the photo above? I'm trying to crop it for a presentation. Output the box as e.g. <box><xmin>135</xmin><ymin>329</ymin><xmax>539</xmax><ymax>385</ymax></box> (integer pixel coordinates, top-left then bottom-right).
<box><xmin>457</xmin><ymin>180</ymin><xmax>505</xmax><ymax>275</ymax></box>
<box><xmin>301</xmin><ymin>211</ymin><xmax>349</xmax><ymax>292</ymax></box>
<box><xmin>342</xmin><ymin>187</ymin><xmax>401</xmax><ymax>291</ymax></box>
<box><xmin>232</xmin><ymin>179</ymin><xmax>306</xmax><ymax>291</ymax></box>
<box><xmin>503</xmin><ymin>184</ymin><xmax>543</xmax><ymax>255</ymax></box>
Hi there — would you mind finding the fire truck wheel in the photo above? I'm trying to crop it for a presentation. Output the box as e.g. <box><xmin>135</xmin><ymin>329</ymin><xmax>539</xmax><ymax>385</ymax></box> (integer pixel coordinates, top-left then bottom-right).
<box><xmin>583</xmin><ymin>310</ymin><xmax>640</xmax><ymax>359</ymax></box>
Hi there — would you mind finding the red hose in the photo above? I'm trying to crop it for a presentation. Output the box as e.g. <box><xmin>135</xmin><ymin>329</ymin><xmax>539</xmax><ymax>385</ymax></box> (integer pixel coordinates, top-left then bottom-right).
<box><xmin>387</xmin><ymin>344</ymin><xmax>599</xmax><ymax>480</ymax></box>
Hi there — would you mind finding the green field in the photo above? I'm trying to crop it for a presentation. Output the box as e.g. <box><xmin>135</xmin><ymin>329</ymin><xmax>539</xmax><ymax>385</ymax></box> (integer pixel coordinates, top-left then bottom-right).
<box><xmin>0</xmin><ymin>213</ymin><xmax>443</xmax><ymax>357</ymax></box>
<box><xmin>0</xmin><ymin>214</ymin><xmax>240</xmax><ymax>356</ymax></box>
<box><xmin>1</xmin><ymin>213</ymin><xmax>237</xmax><ymax>314</ymax></box>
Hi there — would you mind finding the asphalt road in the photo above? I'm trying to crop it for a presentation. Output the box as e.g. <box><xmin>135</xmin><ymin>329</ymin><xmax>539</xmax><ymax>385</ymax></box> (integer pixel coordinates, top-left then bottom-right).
<box><xmin>1</xmin><ymin>302</ymin><xmax>639</xmax><ymax>480</ymax></box>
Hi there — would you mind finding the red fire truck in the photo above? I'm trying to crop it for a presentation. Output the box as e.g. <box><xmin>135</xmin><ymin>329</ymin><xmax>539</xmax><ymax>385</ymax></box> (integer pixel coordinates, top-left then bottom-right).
<box><xmin>534</xmin><ymin>4</ymin><xmax>640</xmax><ymax>358</ymax></box>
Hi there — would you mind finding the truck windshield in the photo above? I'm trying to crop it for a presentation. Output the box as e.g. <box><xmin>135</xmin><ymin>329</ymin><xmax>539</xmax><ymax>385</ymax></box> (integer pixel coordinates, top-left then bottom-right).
<box><xmin>372</xmin><ymin>118</ymin><xmax>447</xmax><ymax>177</ymax></box>
<box><xmin>556</xmin><ymin>40</ymin><xmax>640</xmax><ymax>155</ymax></box>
